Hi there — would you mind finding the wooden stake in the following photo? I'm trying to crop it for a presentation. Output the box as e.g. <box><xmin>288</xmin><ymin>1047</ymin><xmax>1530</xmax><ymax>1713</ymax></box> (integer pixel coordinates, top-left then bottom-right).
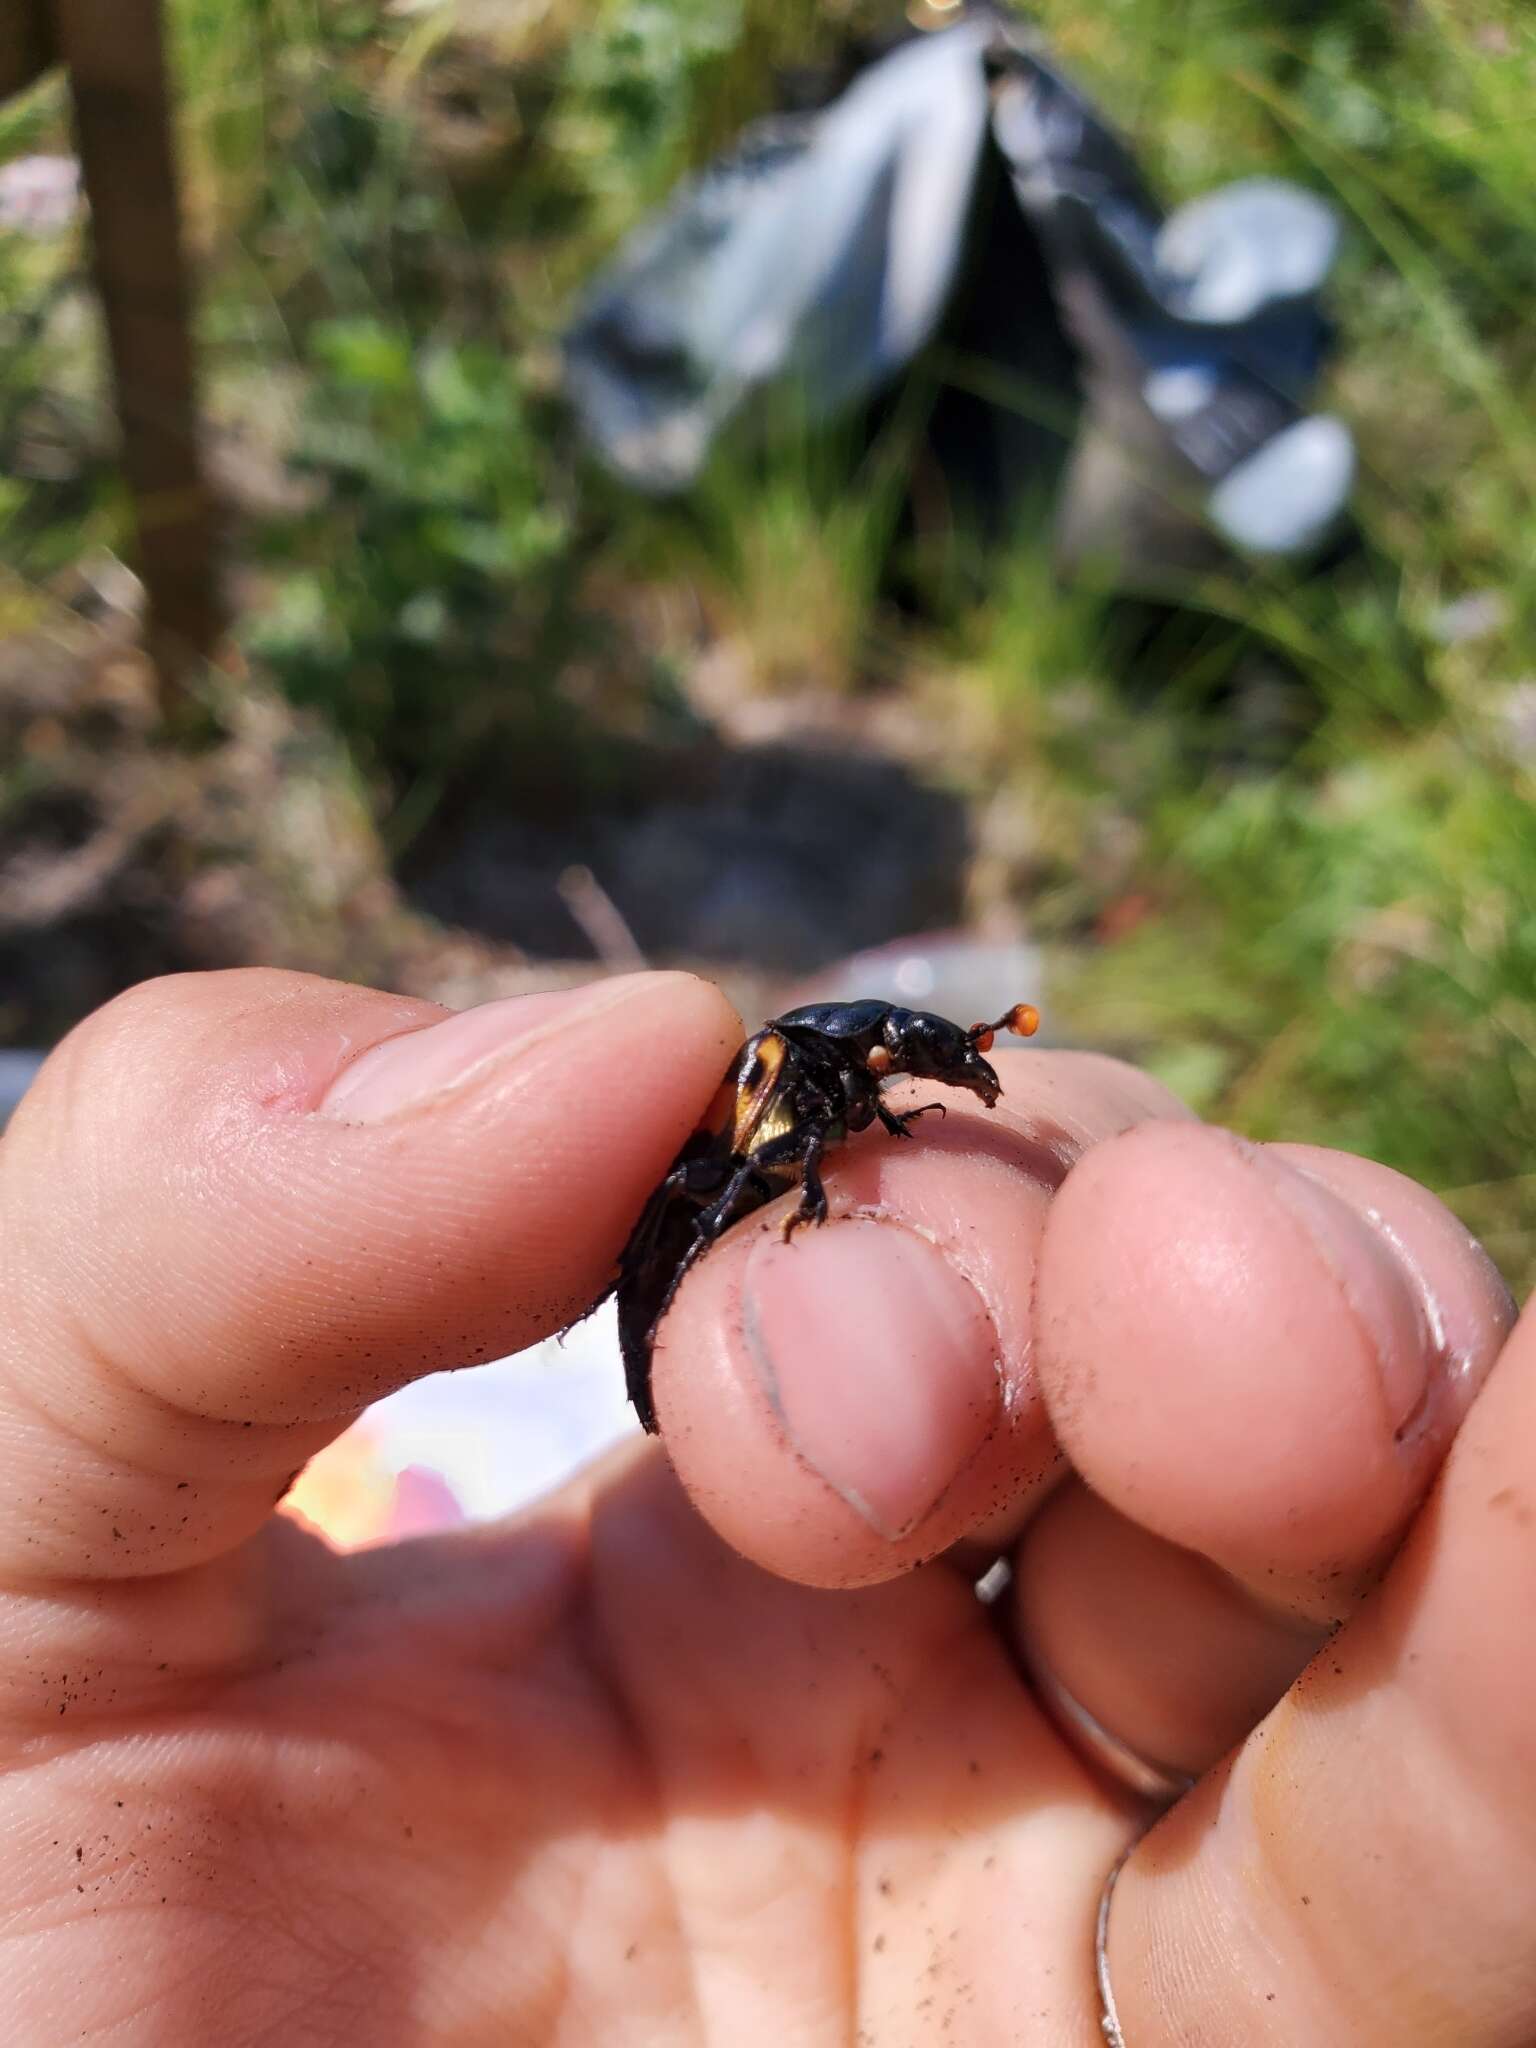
<box><xmin>49</xmin><ymin>0</ymin><xmax>223</xmax><ymax>708</ymax></box>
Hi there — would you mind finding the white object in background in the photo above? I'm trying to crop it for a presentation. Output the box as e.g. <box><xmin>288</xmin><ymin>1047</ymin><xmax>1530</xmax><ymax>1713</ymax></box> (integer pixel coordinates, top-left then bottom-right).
<box><xmin>284</xmin><ymin>1298</ymin><xmax>640</xmax><ymax>1547</ymax></box>
<box><xmin>363</xmin><ymin>1297</ymin><xmax>637</xmax><ymax>1521</ymax></box>
<box><xmin>1207</xmin><ymin>415</ymin><xmax>1355</xmax><ymax>557</ymax></box>
<box><xmin>0</xmin><ymin>155</ymin><xmax>82</xmax><ymax>235</ymax></box>
<box><xmin>1156</xmin><ymin>178</ymin><xmax>1341</xmax><ymax>324</ymax></box>
<box><xmin>564</xmin><ymin>21</ymin><xmax>992</xmax><ymax>488</ymax></box>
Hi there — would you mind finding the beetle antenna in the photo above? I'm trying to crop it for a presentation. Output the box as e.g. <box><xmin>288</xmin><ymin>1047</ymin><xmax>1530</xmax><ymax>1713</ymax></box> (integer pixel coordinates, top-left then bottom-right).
<box><xmin>967</xmin><ymin>1003</ymin><xmax>1040</xmax><ymax>1051</ymax></box>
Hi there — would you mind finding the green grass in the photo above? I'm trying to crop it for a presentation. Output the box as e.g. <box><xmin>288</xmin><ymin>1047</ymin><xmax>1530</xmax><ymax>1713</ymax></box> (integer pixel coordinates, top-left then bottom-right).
<box><xmin>2</xmin><ymin>0</ymin><xmax>1533</xmax><ymax>1288</ymax></box>
<box><xmin>984</xmin><ymin>0</ymin><xmax>1536</xmax><ymax>1285</ymax></box>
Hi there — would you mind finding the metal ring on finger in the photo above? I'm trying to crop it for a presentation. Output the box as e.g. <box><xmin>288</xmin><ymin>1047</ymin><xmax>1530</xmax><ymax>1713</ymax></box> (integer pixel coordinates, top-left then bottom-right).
<box><xmin>1096</xmin><ymin>1842</ymin><xmax>1136</xmax><ymax>2047</ymax></box>
<box><xmin>1017</xmin><ymin>1655</ymin><xmax>1195</xmax><ymax>2048</ymax></box>
<box><xmin>1024</xmin><ymin>1654</ymin><xmax>1197</xmax><ymax>1807</ymax></box>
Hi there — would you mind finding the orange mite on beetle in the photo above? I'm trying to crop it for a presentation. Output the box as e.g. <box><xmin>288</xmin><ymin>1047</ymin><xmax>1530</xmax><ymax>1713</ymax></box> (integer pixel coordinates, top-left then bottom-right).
<box><xmin>602</xmin><ymin>997</ymin><xmax>1040</xmax><ymax>1432</ymax></box>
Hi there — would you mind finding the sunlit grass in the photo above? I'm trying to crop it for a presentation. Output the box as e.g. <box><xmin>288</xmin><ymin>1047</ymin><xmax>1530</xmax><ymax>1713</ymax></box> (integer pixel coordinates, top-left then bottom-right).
<box><xmin>950</xmin><ymin>0</ymin><xmax>1536</xmax><ymax>1289</ymax></box>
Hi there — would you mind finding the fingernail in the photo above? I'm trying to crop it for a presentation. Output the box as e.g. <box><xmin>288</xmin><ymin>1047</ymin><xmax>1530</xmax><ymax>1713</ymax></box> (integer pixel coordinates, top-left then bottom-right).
<box><xmin>1256</xmin><ymin>1151</ymin><xmax>1434</xmax><ymax>1435</ymax></box>
<box><xmin>320</xmin><ymin>978</ymin><xmax>637</xmax><ymax>1122</ymax></box>
<box><xmin>744</xmin><ymin>1218</ymin><xmax>1001</xmax><ymax>1539</ymax></box>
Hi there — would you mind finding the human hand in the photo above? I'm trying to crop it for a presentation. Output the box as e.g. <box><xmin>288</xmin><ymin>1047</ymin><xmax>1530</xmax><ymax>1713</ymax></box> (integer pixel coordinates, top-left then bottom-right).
<box><xmin>0</xmin><ymin>969</ymin><xmax>1524</xmax><ymax>2044</ymax></box>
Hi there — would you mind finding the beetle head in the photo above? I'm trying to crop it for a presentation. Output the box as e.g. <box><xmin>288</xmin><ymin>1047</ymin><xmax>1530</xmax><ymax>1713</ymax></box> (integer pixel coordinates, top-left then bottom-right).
<box><xmin>881</xmin><ymin>1009</ymin><xmax>1004</xmax><ymax>1107</ymax></box>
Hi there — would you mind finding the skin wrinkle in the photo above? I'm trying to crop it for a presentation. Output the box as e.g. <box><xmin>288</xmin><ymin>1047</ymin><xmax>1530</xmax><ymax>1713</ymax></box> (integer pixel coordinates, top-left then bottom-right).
<box><xmin>840</xmin><ymin>1692</ymin><xmax>876</xmax><ymax>2048</ymax></box>
<box><xmin>2</xmin><ymin>1761</ymin><xmax>407</xmax><ymax>2044</ymax></box>
<box><xmin>1229</xmin><ymin>1137</ymin><xmax>1426</xmax><ymax>1449</ymax></box>
<box><xmin>1235</xmin><ymin>1709</ymin><xmax>1447</xmax><ymax>2042</ymax></box>
<box><xmin>217</xmin><ymin>1922</ymin><xmax>399</xmax><ymax>2048</ymax></box>
<box><xmin>0</xmin><ymin>1540</ymin><xmax>308</xmax><ymax>1749</ymax></box>
<box><xmin>25</xmin><ymin>1212</ymin><xmax>475</xmax><ymax>1458</ymax></box>
<box><xmin>3</xmin><ymin>1205</ymin><xmax>369</xmax><ymax>1440</ymax></box>
<box><xmin>0</xmin><ymin>1315</ymin><xmax>337</xmax><ymax>1490</ymax></box>
<box><xmin>562</xmin><ymin>1825</ymin><xmax>694</xmax><ymax>2048</ymax></box>
<box><xmin>539</xmin><ymin>1867</ymin><xmax>592</xmax><ymax>2048</ymax></box>
<box><xmin>1286</xmin><ymin>1158</ymin><xmax>1520</xmax><ymax>1346</ymax></box>
<box><xmin>574</xmin><ymin>1462</ymin><xmax>959</xmax><ymax>2044</ymax></box>
<box><xmin>0</xmin><ymin>1367</ymin><xmax>316</xmax><ymax>1595</ymax></box>
<box><xmin>561</xmin><ymin>1521</ymin><xmax>705</xmax><ymax>2047</ymax></box>
<box><xmin>1</xmin><ymin>1613</ymin><xmax>667</xmax><ymax>2048</ymax></box>
<box><xmin>35</xmin><ymin>1930</ymin><xmax>231</xmax><ymax>2046</ymax></box>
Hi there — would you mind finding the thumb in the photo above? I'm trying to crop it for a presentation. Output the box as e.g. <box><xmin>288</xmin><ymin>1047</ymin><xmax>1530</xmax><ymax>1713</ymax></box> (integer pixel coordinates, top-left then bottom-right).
<box><xmin>0</xmin><ymin>966</ymin><xmax>738</xmax><ymax>1590</ymax></box>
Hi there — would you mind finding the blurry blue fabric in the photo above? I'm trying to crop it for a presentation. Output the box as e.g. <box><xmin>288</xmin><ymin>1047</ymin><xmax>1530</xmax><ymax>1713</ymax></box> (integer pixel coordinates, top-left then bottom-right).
<box><xmin>564</xmin><ymin>13</ymin><xmax>1354</xmax><ymax>559</ymax></box>
<box><xmin>564</xmin><ymin>22</ymin><xmax>992</xmax><ymax>490</ymax></box>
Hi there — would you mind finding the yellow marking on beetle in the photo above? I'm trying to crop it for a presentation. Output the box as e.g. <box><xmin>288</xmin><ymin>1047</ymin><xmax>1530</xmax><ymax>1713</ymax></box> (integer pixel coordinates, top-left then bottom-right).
<box><xmin>745</xmin><ymin>1094</ymin><xmax>799</xmax><ymax>1157</ymax></box>
<box><xmin>732</xmin><ymin>1029</ymin><xmax>790</xmax><ymax>1153</ymax></box>
<box><xmin>697</xmin><ymin>1074</ymin><xmax>738</xmax><ymax>1141</ymax></box>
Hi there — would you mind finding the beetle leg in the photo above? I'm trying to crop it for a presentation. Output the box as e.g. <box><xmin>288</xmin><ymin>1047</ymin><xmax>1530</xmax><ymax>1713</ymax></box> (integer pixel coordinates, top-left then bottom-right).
<box><xmin>696</xmin><ymin>1161</ymin><xmax>774</xmax><ymax>1243</ymax></box>
<box><xmin>781</xmin><ymin>1132</ymin><xmax>829</xmax><ymax>1241</ymax></box>
<box><xmin>876</xmin><ymin>1099</ymin><xmax>948</xmax><ymax>1138</ymax></box>
<box><xmin>615</xmin><ymin>1157</ymin><xmax>727</xmax><ymax>1279</ymax></box>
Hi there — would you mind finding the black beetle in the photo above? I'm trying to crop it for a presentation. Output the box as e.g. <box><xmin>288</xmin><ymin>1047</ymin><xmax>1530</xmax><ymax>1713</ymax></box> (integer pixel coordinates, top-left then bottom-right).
<box><xmin>611</xmin><ymin>997</ymin><xmax>1040</xmax><ymax>1432</ymax></box>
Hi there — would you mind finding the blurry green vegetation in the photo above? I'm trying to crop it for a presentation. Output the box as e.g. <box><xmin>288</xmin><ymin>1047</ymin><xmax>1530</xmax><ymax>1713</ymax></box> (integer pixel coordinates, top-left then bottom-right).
<box><xmin>1</xmin><ymin>0</ymin><xmax>1533</xmax><ymax>1288</ymax></box>
<box><xmin>247</xmin><ymin>320</ymin><xmax>572</xmax><ymax>784</ymax></box>
<box><xmin>1013</xmin><ymin>0</ymin><xmax>1536</xmax><ymax>1289</ymax></box>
